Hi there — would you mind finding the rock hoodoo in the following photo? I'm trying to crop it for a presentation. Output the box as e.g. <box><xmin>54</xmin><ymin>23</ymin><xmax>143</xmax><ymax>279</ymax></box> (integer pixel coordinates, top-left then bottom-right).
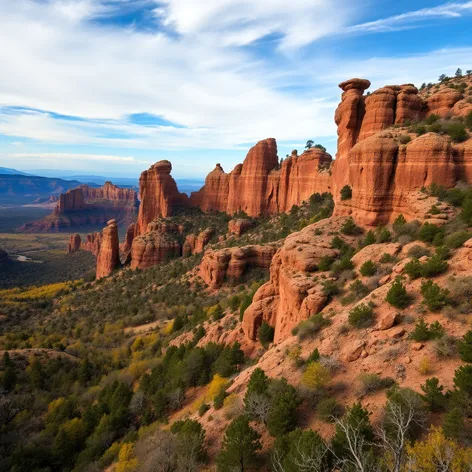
<box><xmin>135</xmin><ymin>161</ymin><xmax>189</xmax><ymax>235</ymax></box>
<box><xmin>228</xmin><ymin>219</ymin><xmax>254</xmax><ymax>237</ymax></box>
<box><xmin>68</xmin><ymin>233</ymin><xmax>82</xmax><ymax>254</ymax></box>
<box><xmin>96</xmin><ymin>220</ymin><xmax>121</xmax><ymax>279</ymax></box>
<box><xmin>82</xmin><ymin>232</ymin><xmax>102</xmax><ymax>256</ymax></box>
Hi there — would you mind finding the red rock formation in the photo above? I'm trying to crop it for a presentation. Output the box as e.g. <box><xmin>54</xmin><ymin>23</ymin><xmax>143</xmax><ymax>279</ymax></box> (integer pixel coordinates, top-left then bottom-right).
<box><xmin>228</xmin><ymin>219</ymin><xmax>254</xmax><ymax>236</ymax></box>
<box><xmin>68</xmin><ymin>233</ymin><xmax>81</xmax><ymax>254</ymax></box>
<box><xmin>426</xmin><ymin>88</ymin><xmax>462</xmax><ymax>117</ymax></box>
<box><xmin>82</xmin><ymin>232</ymin><xmax>102</xmax><ymax>256</ymax></box>
<box><xmin>56</xmin><ymin>188</ymin><xmax>85</xmax><ymax>213</ymax></box>
<box><xmin>199</xmin><ymin>244</ymin><xmax>278</xmax><ymax>289</ymax></box>
<box><xmin>183</xmin><ymin>228</ymin><xmax>215</xmax><ymax>256</ymax></box>
<box><xmin>183</xmin><ymin>234</ymin><xmax>197</xmax><ymax>257</ymax></box>
<box><xmin>120</xmin><ymin>223</ymin><xmax>136</xmax><ymax>255</ymax></box>
<box><xmin>395</xmin><ymin>85</ymin><xmax>424</xmax><ymax>124</ymax></box>
<box><xmin>191</xmin><ymin>140</ymin><xmax>332</xmax><ymax>217</ymax></box>
<box><xmin>80</xmin><ymin>181</ymin><xmax>137</xmax><ymax>203</ymax></box>
<box><xmin>96</xmin><ymin>220</ymin><xmax>121</xmax><ymax>279</ymax></box>
<box><xmin>136</xmin><ymin>161</ymin><xmax>189</xmax><ymax>235</ymax></box>
<box><xmin>189</xmin><ymin>164</ymin><xmax>229</xmax><ymax>212</ymax></box>
<box><xmin>242</xmin><ymin>217</ymin><xmax>351</xmax><ymax>343</ymax></box>
<box><xmin>455</xmin><ymin>139</ymin><xmax>472</xmax><ymax>182</ymax></box>
<box><xmin>130</xmin><ymin>231</ymin><xmax>181</xmax><ymax>269</ymax></box>
<box><xmin>21</xmin><ymin>181</ymin><xmax>138</xmax><ymax>232</ymax></box>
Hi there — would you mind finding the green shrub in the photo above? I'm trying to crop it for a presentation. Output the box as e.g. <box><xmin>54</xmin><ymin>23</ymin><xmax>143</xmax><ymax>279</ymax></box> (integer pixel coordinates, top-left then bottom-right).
<box><xmin>419</xmin><ymin>223</ymin><xmax>444</xmax><ymax>244</ymax></box>
<box><xmin>294</xmin><ymin>313</ymin><xmax>331</xmax><ymax>341</ymax></box>
<box><xmin>380</xmin><ymin>253</ymin><xmax>395</xmax><ymax>263</ymax></box>
<box><xmin>446</xmin><ymin>121</ymin><xmax>468</xmax><ymax>143</ymax></box>
<box><xmin>362</xmin><ymin>230</ymin><xmax>376</xmax><ymax>247</ymax></box>
<box><xmin>458</xmin><ymin>330</ymin><xmax>472</xmax><ymax>362</ymax></box>
<box><xmin>340</xmin><ymin>185</ymin><xmax>352</xmax><ymax>201</ymax></box>
<box><xmin>376</xmin><ymin>227</ymin><xmax>392</xmax><ymax>243</ymax></box>
<box><xmin>330</xmin><ymin>256</ymin><xmax>354</xmax><ymax>276</ymax></box>
<box><xmin>407</xmin><ymin>245</ymin><xmax>431</xmax><ymax>259</ymax></box>
<box><xmin>348</xmin><ymin>304</ymin><xmax>374</xmax><ymax>328</ymax></box>
<box><xmin>420</xmin><ymin>377</ymin><xmax>446</xmax><ymax>412</ymax></box>
<box><xmin>411</xmin><ymin>317</ymin><xmax>445</xmax><ymax>341</ymax></box>
<box><xmin>357</xmin><ymin>373</ymin><xmax>395</xmax><ymax>396</ymax></box>
<box><xmin>258</xmin><ymin>322</ymin><xmax>274</xmax><ymax>347</ymax></box>
<box><xmin>317</xmin><ymin>256</ymin><xmax>334</xmax><ymax>271</ymax></box>
<box><xmin>359</xmin><ymin>260</ymin><xmax>377</xmax><ymax>277</ymax></box>
<box><xmin>341</xmin><ymin>217</ymin><xmax>362</xmax><ymax>235</ymax></box>
<box><xmin>421</xmin><ymin>255</ymin><xmax>448</xmax><ymax>277</ymax></box>
<box><xmin>214</xmin><ymin>389</ymin><xmax>227</xmax><ymax>410</ymax></box>
<box><xmin>444</xmin><ymin>231</ymin><xmax>470</xmax><ymax>249</ymax></box>
<box><xmin>421</xmin><ymin>280</ymin><xmax>450</xmax><ymax>311</ymax></box>
<box><xmin>321</xmin><ymin>280</ymin><xmax>341</xmax><ymax>299</ymax></box>
<box><xmin>306</xmin><ymin>348</ymin><xmax>320</xmax><ymax>364</ymax></box>
<box><xmin>404</xmin><ymin>259</ymin><xmax>423</xmax><ymax>279</ymax></box>
<box><xmin>198</xmin><ymin>403</ymin><xmax>210</xmax><ymax>417</ymax></box>
<box><xmin>385</xmin><ymin>279</ymin><xmax>410</xmax><ymax>309</ymax></box>
<box><xmin>317</xmin><ymin>398</ymin><xmax>344</xmax><ymax>422</ymax></box>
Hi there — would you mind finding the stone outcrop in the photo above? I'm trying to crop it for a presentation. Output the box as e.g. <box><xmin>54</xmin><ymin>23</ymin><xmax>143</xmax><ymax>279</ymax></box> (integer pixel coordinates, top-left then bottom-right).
<box><xmin>183</xmin><ymin>228</ymin><xmax>215</xmax><ymax>256</ymax></box>
<box><xmin>242</xmin><ymin>217</ymin><xmax>354</xmax><ymax>343</ymax></box>
<box><xmin>130</xmin><ymin>231</ymin><xmax>181</xmax><ymax>270</ymax></box>
<box><xmin>96</xmin><ymin>220</ymin><xmax>121</xmax><ymax>279</ymax></box>
<box><xmin>80</xmin><ymin>181</ymin><xmax>137</xmax><ymax>203</ymax></box>
<box><xmin>82</xmin><ymin>232</ymin><xmax>102</xmax><ymax>256</ymax></box>
<box><xmin>199</xmin><ymin>244</ymin><xmax>278</xmax><ymax>289</ymax></box>
<box><xmin>190</xmin><ymin>140</ymin><xmax>332</xmax><ymax>216</ymax></box>
<box><xmin>120</xmin><ymin>223</ymin><xmax>136</xmax><ymax>255</ymax></box>
<box><xmin>136</xmin><ymin>161</ymin><xmax>189</xmax><ymax>235</ymax></box>
<box><xmin>426</xmin><ymin>88</ymin><xmax>462</xmax><ymax>117</ymax></box>
<box><xmin>68</xmin><ymin>233</ymin><xmax>81</xmax><ymax>254</ymax></box>
<box><xmin>228</xmin><ymin>219</ymin><xmax>254</xmax><ymax>236</ymax></box>
<box><xmin>20</xmin><ymin>182</ymin><xmax>138</xmax><ymax>232</ymax></box>
<box><xmin>56</xmin><ymin>188</ymin><xmax>85</xmax><ymax>213</ymax></box>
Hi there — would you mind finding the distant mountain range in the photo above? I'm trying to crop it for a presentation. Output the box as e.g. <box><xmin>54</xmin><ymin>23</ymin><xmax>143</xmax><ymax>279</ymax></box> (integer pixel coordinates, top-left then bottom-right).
<box><xmin>0</xmin><ymin>167</ymin><xmax>204</xmax><ymax>204</ymax></box>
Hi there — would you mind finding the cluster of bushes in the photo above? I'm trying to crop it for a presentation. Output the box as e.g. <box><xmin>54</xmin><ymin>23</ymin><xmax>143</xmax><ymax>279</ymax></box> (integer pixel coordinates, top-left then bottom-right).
<box><xmin>407</xmin><ymin>112</ymin><xmax>471</xmax><ymax>143</ymax></box>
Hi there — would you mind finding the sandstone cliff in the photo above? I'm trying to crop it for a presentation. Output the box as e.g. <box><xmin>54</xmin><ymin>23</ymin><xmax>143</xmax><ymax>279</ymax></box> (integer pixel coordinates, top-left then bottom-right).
<box><xmin>130</xmin><ymin>231</ymin><xmax>181</xmax><ymax>270</ymax></box>
<box><xmin>68</xmin><ymin>233</ymin><xmax>81</xmax><ymax>254</ymax></box>
<box><xmin>190</xmin><ymin>140</ymin><xmax>332</xmax><ymax>216</ymax></box>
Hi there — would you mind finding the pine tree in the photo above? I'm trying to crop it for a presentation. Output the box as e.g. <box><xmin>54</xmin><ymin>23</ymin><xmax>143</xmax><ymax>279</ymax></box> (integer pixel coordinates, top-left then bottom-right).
<box><xmin>411</xmin><ymin>317</ymin><xmax>431</xmax><ymax>342</ymax></box>
<box><xmin>421</xmin><ymin>377</ymin><xmax>446</xmax><ymax>412</ymax></box>
<box><xmin>386</xmin><ymin>279</ymin><xmax>410</xmax><ymax>309</ymax></box>
<box><xmin>1</xmin><ymin>352</ymin><xmax>16</xmax><ymax>391</ymax></box>
<box><xmin>458</xmin><ymin>330</ymin><xmax>472</xmax><ymax>362</ymax></box>
<box><xmin>216</xmin><ymin>416</ymin><xmax>261</xmax><ymax>472</ymax></box>
<box><xmin>363</xmin><ymin>231</ymin><xmax>376</xmax><ymax>247</ymax></box>
<box><xmin>245</xmin><ymin>368</ymin><xmax>269</xmax><ymax>398</ymax></box>
<box><xmin>443</xmin><ymin>407</ymin><xmax>466</xmax><ymax>441</ymax></box>
<box><xmin>258</xmin><ymin>322</ymin><xmax>274</xmax><ymax>346</ymax></box>
<box><xmin>453</xmin><ymin>365</ymin><xmax>472</xmax><ymax>395</ymax></box>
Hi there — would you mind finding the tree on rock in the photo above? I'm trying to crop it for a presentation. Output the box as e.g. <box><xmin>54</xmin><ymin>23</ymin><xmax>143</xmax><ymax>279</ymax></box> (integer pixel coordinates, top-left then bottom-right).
<box><xmin>305</xmin><ymin>140</ymin><xmax>314</xmax><ymax>149</ymax></box>
<box><xmin>217</xmin><ymin>415</ymin><xmax>261</xmax><ymax>472</ymax></box>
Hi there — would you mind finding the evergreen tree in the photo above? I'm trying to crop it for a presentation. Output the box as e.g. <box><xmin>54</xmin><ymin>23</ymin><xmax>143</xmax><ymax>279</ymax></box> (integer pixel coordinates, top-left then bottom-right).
<box><xmin>360</xmin><ymin>260</ymin><xmax>376</xmax><ymax>276</ymax></box>
<box><xmin>453</xmin><ymin>365</ymin><xmax>472</xmax><ymax>395</ymax></box>
<box><xmin>443</xmin><ymin>407</ymin><xmax>466</xmax><ymax>442</ymax></box>
<box><xmin>258</xmin><ymin>322</ymin><xmax>274</xmax><ymax>346</ymax></box>
<box><xmin>245</xmin><ymin>368</ymin><xmax>269</xmax><ymax>399</ymax></box>
<box><xmin>458</xmin><ymin>330</ymin><xmax>472</xmax><ymax>362</ymax></box>
<box><xmin>267</xmin><ymin>387</ymin><xmax>300</xmax><ymax>437</ymax></box>
<box><xmin>386</xmin><ymin>279</ymin><xmax>410</xmax><ymax>309</ymax></box>
<box><xmin>411</xmin><ymin>318</ymin><xmax>431</xmax><ymax>342</ymax></box>
<box><xmin>421</xmin><ymin>377</ymin><xmax>446</xmax><ymax>412</ymax></box>
<box><xmin>216</xmin><ymin>416</ymin><xmax>261</xmax><ymax>472</ymax></box>
<box><xmin>1</xmin><ymin>352</ymin><xmax>16</xmax><ymax>391</ymax></box>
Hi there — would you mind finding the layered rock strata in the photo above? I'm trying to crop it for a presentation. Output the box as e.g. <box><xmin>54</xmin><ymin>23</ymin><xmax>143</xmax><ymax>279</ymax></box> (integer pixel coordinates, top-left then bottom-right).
<box><xmin>199</xmin><ymin>244</ymin><xmax>278</xmax><ymax>289</ymax></box>
<box><xmin>130</xmin><ymin>231</ymin><xmax>181</xmax><ymax>269</ymax></box>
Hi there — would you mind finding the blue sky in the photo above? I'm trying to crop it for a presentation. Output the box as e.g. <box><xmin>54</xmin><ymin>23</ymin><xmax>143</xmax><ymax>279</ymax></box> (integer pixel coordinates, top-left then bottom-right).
<box><xmin>0</xmin><ymin>0</ymin><xmax>471</xmax><ymax>179</ymax></box>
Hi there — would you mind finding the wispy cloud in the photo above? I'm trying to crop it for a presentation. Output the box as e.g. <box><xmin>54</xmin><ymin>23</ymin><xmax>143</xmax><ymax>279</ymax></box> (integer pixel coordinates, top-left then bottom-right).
<box><xmin>8</xmin><ymin>152</ymin><xmax>148</xmax><ymax>164</ymax></box>
<box><xmin>345</xmin><ymin>1</ymin><xmax>472</xmax><ymax>34</ymax></box>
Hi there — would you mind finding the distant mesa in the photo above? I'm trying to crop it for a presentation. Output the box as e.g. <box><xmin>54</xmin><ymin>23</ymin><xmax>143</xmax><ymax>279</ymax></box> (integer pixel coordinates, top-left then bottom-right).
<box><xmin>20</xmin><ymin>181</ymin><xmax>139</xmax><ymax>233</ymax></box>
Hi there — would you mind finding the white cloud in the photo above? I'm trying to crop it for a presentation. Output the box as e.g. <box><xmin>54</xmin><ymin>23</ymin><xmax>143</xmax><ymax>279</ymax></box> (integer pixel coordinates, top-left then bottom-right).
<box><xmin>8</xmin><ymin>152</ymin><xmax>147</xmax><ymax>163</ymax></box>
<box><xmin>344</xmin><ymin>1</ymin><xmax>472</xmax><ymax>34</ymax></box>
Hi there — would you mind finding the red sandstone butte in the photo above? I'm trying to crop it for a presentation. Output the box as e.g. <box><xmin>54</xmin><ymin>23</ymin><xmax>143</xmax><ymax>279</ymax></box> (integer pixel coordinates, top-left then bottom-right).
<box><xmin>68</xmin><ymin>233</ymin><xmax>81</xmax><ymax>254</ymax></box>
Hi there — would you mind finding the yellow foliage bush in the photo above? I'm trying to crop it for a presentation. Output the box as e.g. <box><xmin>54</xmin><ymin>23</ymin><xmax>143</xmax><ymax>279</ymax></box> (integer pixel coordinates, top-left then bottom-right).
<box><xmin>116</xmin><ymin>443</ymin><xmax>138</xmax><ymax>472</ymax></box>
<box><xmin>406</xmin><ymin>426</ymin><xmax>472</xmax><ymax>471</ymax></box>
<box><xmin>207</xmin><ymin>374</ymin><xmax>229</xmax><ymax>400</ymax></box>
<box><xmin>302</xmin><ymin>362</ymin><xmax>331</xmax><ymax>389</ymax></box>
<box><xmin>288</xmin><ymin>346</ymin><xmax>302</xmax><ymax>365</ymax></box>
<box><xmin>163</xmin><ymin>320</ymin><xmax>174</xmax><ymax>335</ymax></box>
<box><xmin>418</xmin><ymin>357</ymin><xmax>431</xmax><ymax>375</ymax></box>
<box><xmin>223</xmin><ymin>393</ymin><xmax>242</xmax><ymax>419</ymax></box>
